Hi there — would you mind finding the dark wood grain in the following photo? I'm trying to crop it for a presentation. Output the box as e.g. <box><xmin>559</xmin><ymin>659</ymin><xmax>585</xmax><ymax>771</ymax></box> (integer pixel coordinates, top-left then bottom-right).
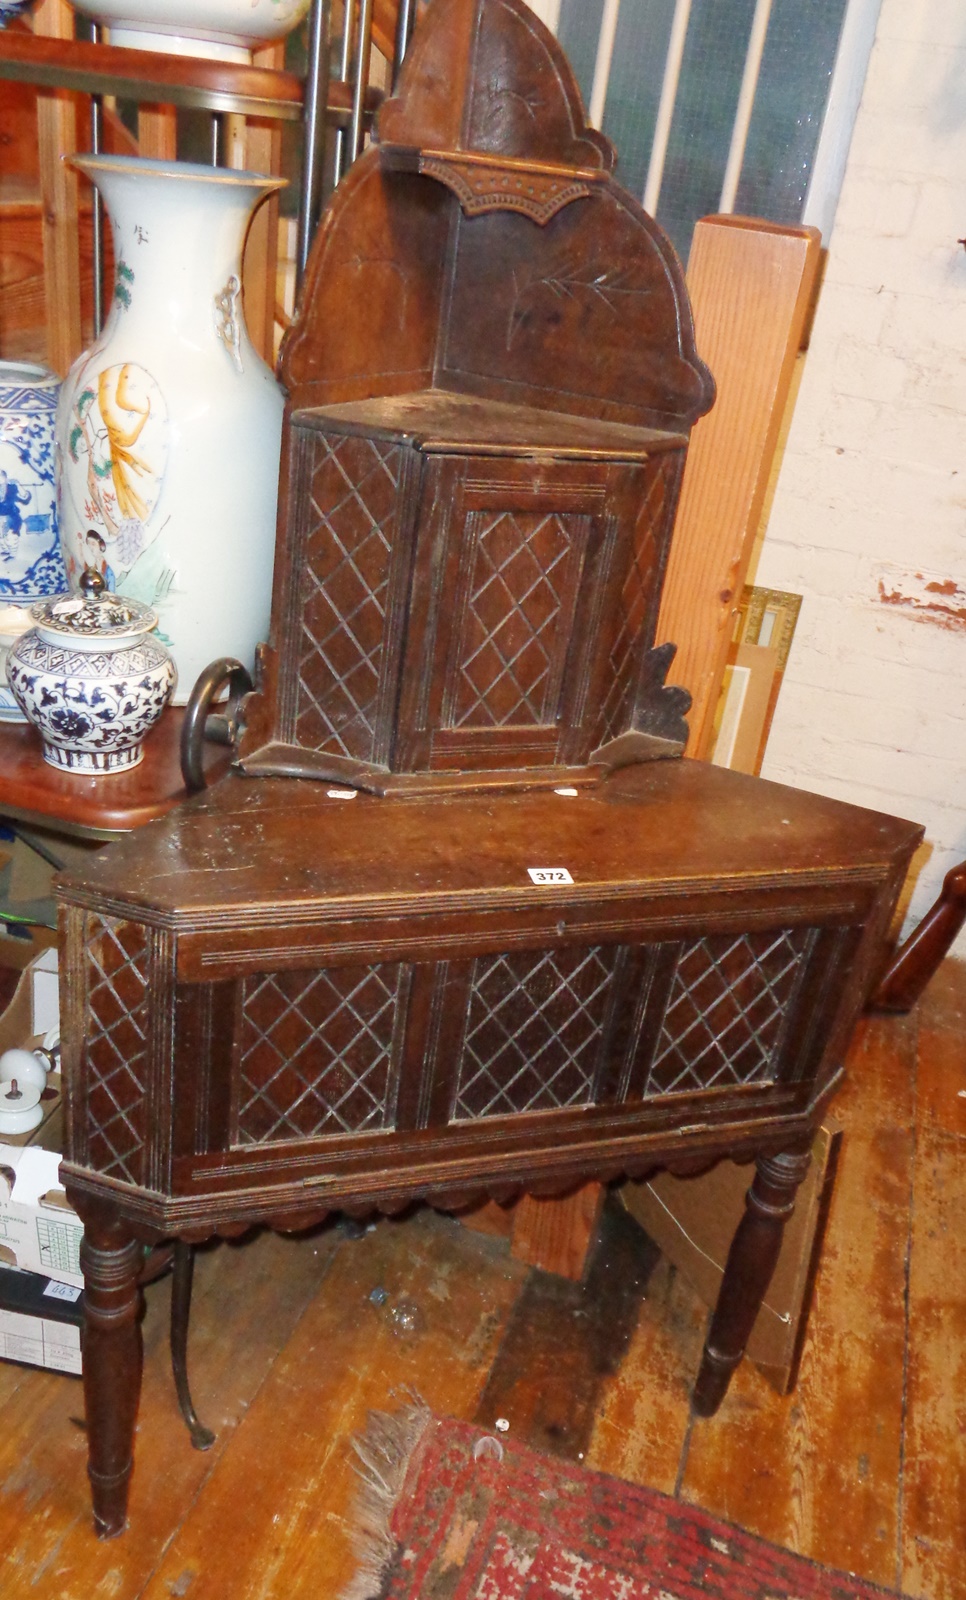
<box><xmin>0</xmin><ymin>710</ymin><xmax>230</xmax><ymax>838</ymax></box>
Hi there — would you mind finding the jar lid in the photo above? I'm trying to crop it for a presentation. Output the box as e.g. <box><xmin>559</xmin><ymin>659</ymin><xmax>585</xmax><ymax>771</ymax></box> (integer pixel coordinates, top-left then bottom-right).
<box><xmin>29</xmin><ymin>567</ymin><xmax>158</xmax><ymax>646</ymax></box>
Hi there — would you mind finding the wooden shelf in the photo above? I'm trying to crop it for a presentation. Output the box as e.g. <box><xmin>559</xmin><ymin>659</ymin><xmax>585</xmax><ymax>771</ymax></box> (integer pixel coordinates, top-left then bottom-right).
<box><xmin>0</xmin><ymin>29</ymin><xmax>302</xmax><ymax>118</ymax></box>
<box><xmin>0</xmin><ymin>29</ymin><xmax>383</xmax><ymax>123</ymax></box>
<box><xmin>0</xmin><ymin>710</ymin><xmax>231</xmax><ymax>839</ymax></box>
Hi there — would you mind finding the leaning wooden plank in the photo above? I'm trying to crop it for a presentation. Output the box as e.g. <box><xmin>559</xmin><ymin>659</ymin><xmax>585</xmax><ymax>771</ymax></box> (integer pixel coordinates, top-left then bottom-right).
<box><xmin>657</xmin><ymin>216</ymin><xmax>822</xmax><ymax>760</ymax></box>
<box><xmin>510</xmin><ymin>1182</ymin><xmax>604</xmax><ymax>1281</ymax></box>
<box><xmin>33</xmin><ymin>0</ymin><xmax>81</xmax><ymax>376</ymax></box>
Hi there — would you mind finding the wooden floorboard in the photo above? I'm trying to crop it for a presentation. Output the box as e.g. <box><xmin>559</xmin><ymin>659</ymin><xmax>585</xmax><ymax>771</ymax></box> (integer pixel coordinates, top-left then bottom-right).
<box><xmin>586</xmin><ymin>1252</ymin><xmax>706</xmax><ymax>1495</ymax></box>
<box><xmin>0</xmin><ymin>964</ymin><xmax>964</xmax><ymax>1598</ymax></box>
<box><xmin>900</xmin><ymin>968</ymin><xmax>966</xmax><ymax>1600</ymax></box>
<box><xmin>138</xmin><ymin>1210</ymin><xmax>526</xmax><ymax>1600</ymax></box>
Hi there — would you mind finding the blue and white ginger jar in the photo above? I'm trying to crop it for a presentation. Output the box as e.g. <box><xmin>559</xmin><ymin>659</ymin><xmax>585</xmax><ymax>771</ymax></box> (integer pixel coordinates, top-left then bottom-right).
<box><xmin>7</xmin><ymin>570</ymin><xmax>176</xmax><ymax>774</ymax></box>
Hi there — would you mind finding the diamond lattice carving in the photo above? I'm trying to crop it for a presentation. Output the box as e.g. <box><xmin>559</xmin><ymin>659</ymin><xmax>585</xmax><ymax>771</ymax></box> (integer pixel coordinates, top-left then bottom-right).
<box><xmin>237</xmin><ymin>964</ymin><xmax>403</xmax><ymax>1144</ymax></box>
<box><xmin>450</xmin><ymin>510</ymin><xmax>577</xmax><ymax>727</ymax></box>
<box><xmin>295</xmin><ymin>434</ymin><xmax>402</xmax><ymax>759</ymax></box>
<box><xmin>453</xmin><ymin>946</ymin><xmax>616</xmax><ymax>1120</ymax></box>
<box><xmin>84</xmin><ymin>918</ymin><xmax>150</xmax><ymax>1184</ymax></box>
<box><xmin>595</xmin><ymin>460</ymin><xmax>668</xmax><ymax>747</ymax></box>
<box><xmin>644</xmin><ymin>929</ymin><xmax>812</xmax><ymax>1095</ymax></box>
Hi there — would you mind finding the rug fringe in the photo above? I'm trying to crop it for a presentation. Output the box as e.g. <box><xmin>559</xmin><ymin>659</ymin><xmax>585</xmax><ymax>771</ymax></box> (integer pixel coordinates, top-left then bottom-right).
<box><xmin>339</xmin><ymin>1390</ymin><xmax>433</xmax><ymax>1600</ymax></box>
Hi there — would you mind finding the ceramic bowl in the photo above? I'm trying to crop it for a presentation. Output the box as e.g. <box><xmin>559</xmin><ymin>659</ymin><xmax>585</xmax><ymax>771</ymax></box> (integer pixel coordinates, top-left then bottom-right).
<box><xmin>7</xmin><ymin>571</ymin><xmax>177</xmax><ymax>774</ymax></box>
<box><xmin>68</xmin><ymin>0</ymin><xmax>311</xmax><ymax>62</ymax></box>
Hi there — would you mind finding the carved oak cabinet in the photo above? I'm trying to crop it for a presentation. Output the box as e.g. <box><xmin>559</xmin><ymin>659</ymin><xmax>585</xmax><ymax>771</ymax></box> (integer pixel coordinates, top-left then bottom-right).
<box><xmin>55</xmin><ymin>0</ymin><xmax>922</xmax><ymax>1539</ymax></box>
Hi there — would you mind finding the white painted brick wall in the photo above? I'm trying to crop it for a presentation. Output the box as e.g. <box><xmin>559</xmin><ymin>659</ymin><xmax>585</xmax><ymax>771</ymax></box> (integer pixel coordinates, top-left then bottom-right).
<box><xmin>756</xmin><ymin>0</ymin><xmax>966</xmax><ymax>950</ymax></box>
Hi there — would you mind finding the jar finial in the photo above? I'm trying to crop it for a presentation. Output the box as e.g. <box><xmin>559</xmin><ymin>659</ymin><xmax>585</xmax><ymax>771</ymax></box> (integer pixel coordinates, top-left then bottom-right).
<box><xmin>80</xmin><ymin>562</ymin><xmax>106</xmax><ymax>600</ymax></box>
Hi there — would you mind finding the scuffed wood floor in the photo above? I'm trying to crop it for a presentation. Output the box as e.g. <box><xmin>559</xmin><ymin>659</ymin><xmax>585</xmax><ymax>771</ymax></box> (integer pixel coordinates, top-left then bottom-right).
<box><xmin>0</xmin><ymin>961</ymin><xmax>963</xmax><ymax>1600</ymax></box>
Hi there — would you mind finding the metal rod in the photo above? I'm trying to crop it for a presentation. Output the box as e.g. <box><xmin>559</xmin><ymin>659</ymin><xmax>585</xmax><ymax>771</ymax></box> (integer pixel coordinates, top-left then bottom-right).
<box><xmin>89</xmin><ymin>24</ymin><xmax>104</xmax><ymax>336</ymax></box>
<box><xmin>297</xmin><ymin>0</ymin><xmax>331</xmax><ymax>284</ymax></box>
<box><xmin>347</xmin><ymin>0</ymin><xmax>374</xmax><ymax>166</ymax></box>
<box><xmin>719</xmin><ymin>0</ymin><xmax>773</xmax><ymax>213</ymax></box>
<box><xmin>588</xmin><ymin>0</ymin><xmax>620</xmax><ymax>130</ymax></box>
<box><xmin>170</xmin><ymin>1243</ymin><xmax>216</xmax><ymax>1451</ymax></box>
<box><xmin>643</xmin><ymin>0</ymin><xmax>692</xmax><ymax>216</ymax></box>
<box><xmin>332</xmin><ymin>0</ymin><xmax>358</xmax><ymax>186</ymax></box>
<box><xmin>392</xmin><ymin>0</ymin><xmax>417</xmax><ymax>91</ymax></box>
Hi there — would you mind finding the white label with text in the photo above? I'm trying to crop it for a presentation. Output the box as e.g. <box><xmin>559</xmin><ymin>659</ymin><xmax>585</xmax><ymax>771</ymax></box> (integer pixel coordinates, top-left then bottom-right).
<box><xmin>44</xmin><ymin>1280</ymin><xmax>83</xmax><ymax>1303</ymax></box>
<box><xmin>527</xmin><ymin>867</ymin><xmax>574</xmax><ymax>885</ymax></box>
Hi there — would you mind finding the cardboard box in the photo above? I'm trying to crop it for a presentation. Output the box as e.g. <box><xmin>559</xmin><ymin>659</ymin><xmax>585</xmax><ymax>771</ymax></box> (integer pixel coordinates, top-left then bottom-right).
<box><xmin>0</xmin><ymin>952</ymin><xmax>79</xmax><ymax>1291</ymax></box>
<box><xmin>0</xmin><ymin>1144</ymin><xmax>83</xmax><ymax>1289</ymax></box>
<box><xmin>0</xmin><ymin>1263</ymin><xmax>82</xmax><ymax>1375</ymax></box>
<box><xmin>0</xmin><ymin>954</ymin><xmax>64</xmax><ymax>1152</ymax></box>
<box><xmin>620</xmin><ymin>1121</ymin><xmax>841</xmax><ymax>1395</ymax></box>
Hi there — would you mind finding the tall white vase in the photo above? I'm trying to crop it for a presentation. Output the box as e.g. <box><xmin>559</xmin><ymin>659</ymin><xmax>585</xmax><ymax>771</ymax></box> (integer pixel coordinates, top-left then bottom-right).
<box><xmin>56</xmin><ymin>155</ymin><xmax>285</xmax><ymax>702</ymax></box>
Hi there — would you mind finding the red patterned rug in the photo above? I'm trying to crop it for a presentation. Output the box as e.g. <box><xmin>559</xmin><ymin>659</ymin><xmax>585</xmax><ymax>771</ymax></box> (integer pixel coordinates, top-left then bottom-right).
<box><xmin>342</xmin><ymin>1403</ymin><xmax>901</xmax><ymax>1600</ymax></box>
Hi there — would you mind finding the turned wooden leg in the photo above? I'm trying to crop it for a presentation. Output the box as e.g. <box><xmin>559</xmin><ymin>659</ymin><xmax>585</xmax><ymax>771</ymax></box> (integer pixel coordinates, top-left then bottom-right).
<box><xmin>871</xmin><ymin>861</ymin><xmax>966</xmax><ymax>1012</ymax></box>
<box><xmin>79</xmin><ymin>1210</ymin><xmax>144</xmax><ymax>1539</ymax></box>
<box><xmin>692</xmin><ymin>1144</ymin><xmax>812</xmax><ymax>1418</ymax></box>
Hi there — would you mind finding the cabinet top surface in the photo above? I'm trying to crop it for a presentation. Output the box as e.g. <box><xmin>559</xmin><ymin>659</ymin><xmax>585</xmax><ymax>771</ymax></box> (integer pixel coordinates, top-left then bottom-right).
<box><xmin>58</xmin><ymin>761</ymin><xmax>922</xmax><ymax>923</ymax></box>
<box><xmin>293</xmin><ymin>389</ymin><xmax>688</xmax><ymax>460</ymax></box>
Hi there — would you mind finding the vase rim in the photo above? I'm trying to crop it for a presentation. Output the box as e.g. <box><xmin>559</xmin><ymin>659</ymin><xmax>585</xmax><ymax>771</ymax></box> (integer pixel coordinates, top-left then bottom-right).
<box><xmin>68</xmin><ymin>153</ymin><xmax>286</xmax><ymax>192</ymax></box>
<box><xmin>0</xmin><ymin>360</ymin><xmax>59</xmax><ymax>388</ymax></box>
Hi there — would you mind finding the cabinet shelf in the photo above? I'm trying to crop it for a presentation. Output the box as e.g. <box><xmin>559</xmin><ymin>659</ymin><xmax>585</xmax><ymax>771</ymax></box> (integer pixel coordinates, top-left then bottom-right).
<box><xmin>0</xmin><ymin>27</ymin><xmax>382</xmax><ymax>123</ymax></box>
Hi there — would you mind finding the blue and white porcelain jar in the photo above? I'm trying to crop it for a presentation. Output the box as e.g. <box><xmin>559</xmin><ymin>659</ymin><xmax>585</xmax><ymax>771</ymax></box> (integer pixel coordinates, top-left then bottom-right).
<box><xmin>0</xmin><ymin>361</ymin><xmax>67</xmax><ymax>602</ymax></box>
<box><xmin>7</xmin><ymin>569</ymin><xmax>176</xmax><ymax>774</ymax></box>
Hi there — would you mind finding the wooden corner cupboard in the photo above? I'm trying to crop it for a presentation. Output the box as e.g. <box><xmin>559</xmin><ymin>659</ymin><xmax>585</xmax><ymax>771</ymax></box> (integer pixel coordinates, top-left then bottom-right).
<box><xmin>52</xmin><ymin>0</ymin><xmax>922</xmax><ymax>1538</ymax></box>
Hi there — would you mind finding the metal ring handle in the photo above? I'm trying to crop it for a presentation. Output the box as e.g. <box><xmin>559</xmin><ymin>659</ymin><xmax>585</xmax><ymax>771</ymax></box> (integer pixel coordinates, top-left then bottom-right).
<box><xmin>180</xmin><ymin>657</ymin><xmax>253</xmax><ymax>794</ymax></box>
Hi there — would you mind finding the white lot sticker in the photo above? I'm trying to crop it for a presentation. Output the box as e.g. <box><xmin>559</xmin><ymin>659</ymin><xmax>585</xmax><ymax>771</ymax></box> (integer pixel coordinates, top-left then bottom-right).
<box><xmin>527</xmin><ymin>867</ymin><xmax>574</xmax><ymax>885</ymax></box>
<box><xmin>44</xmin><ymin>1280</ymin><xmax>82</xmax><ymax>1303</ymax></box>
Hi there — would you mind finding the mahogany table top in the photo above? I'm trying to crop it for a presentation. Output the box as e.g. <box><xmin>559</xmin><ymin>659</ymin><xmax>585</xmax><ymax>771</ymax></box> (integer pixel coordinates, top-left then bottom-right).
<box><xmin>0</xmin><ymin>710</ymin><xmax>230</xmax><ymax>839</ymax></box>
<box><xmin>59</xmin><ymin>759</ymin><xmax>921</xmax><ymax>925</ymax></box>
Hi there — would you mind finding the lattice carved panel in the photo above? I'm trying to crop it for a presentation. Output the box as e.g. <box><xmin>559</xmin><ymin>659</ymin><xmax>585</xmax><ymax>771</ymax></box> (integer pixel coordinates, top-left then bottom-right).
<box><xmin>446</xmin><ymin>509</ymin><xmax>587</xmax><ymax>728</ymax></box>
<box><xmin>236</xmin><ymin>964</ymin><xmax>405</xmax><ymax>1144</ymax></box>
<box><xmin>84</xmin><ymin>917</ymin><xmax>151</xmax><ymax>1184</ymax></box>
<box><xmin>644</xmin><ymin>929</ymin><xmax>813</xmax><ymax>1095</ymax></box>
<box><xmin>595</xmin><ymin>458</ymin><xmax>670</xmax><ymax>748</ymax></box>
<box><xmin>295</xmin><ymin>434</ymin><xmax>403</xmax><ymax>759</ymax></box>
<box><xmin>452</xmin><ymin>946</ymin><xmax>617</xmax><ymax>1120</ymax></box>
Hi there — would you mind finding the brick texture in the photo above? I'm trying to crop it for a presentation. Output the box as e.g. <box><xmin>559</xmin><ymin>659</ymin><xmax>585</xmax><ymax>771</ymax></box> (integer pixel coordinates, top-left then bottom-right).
<box><xmin>757</xmin><ymin>0</ymin><xmax>966</xmax><ymax>951</ymax></box>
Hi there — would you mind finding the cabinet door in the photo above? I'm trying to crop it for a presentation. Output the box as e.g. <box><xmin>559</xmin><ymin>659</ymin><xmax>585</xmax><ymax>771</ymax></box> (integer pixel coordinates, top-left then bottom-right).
<box><xmin>394</xmin><ymin>451</ymin><xmax>680</xmax><ymax>772</ymax></box>
<box><xmin>272</xmin><ymin>425</ymin><xmax>422</xmax><ymax>766</ymax></box>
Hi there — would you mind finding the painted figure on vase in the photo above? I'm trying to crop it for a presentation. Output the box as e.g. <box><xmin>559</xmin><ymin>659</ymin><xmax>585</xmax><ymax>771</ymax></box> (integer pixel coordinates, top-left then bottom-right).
<box><xmin>0</xmin><ymin>470</ymin><xmax>30</xmax><ymax>538</ymax></box>
<box><xmin>62</xmin><ymin>359</ymin><xmax>169</xmax><ymax>603</ymax></box>
<box><xmin>84</xmin><ymin>531</ymin><xmax>116</xmax><ymax>593</ymax></box>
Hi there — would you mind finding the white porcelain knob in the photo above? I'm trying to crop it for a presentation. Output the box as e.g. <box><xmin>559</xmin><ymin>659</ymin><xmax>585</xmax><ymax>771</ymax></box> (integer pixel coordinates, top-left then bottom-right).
<box><xmin>0</xmin><ymin>1048</ymin><xmax>48</xmax><ymax>1091</ymax></box>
